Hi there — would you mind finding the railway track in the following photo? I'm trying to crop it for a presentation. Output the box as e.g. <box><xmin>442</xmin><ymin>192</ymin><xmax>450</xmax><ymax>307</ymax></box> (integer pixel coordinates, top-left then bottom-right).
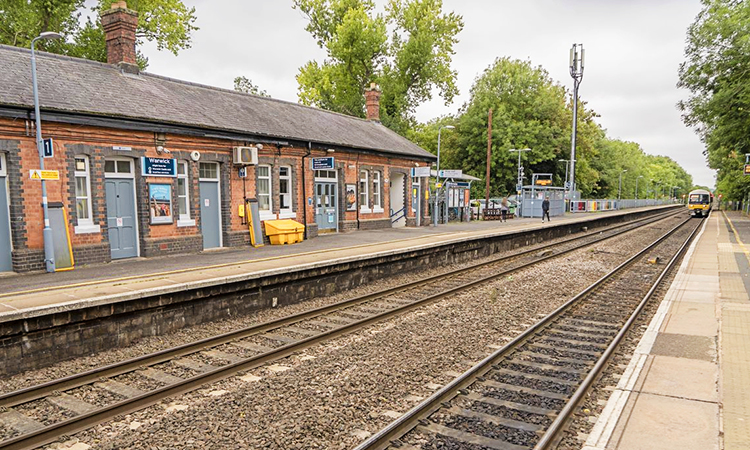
<box><xmin>353</xmin><ymin>216</ymin><xmax>702</xmax><ymax>450</ymax></box>
<box><xmin>0</xmin><ymin>210</ymin><xmax>683</xmax><ymax>450</ymax></box>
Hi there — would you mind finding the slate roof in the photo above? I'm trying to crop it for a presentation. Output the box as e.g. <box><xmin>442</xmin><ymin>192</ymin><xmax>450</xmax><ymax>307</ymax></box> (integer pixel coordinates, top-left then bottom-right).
<box><xmin>0</xmin><ymin>45</ymin><xmax>435</xmax><ymax>160</ymax></box>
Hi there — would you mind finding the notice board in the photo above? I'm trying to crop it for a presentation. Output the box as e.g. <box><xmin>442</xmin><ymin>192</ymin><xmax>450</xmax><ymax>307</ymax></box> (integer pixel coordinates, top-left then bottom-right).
<box><xmin>48</xmin><ymin>202</ymin><xmax>75</xmax><ymax>271</ymax></box>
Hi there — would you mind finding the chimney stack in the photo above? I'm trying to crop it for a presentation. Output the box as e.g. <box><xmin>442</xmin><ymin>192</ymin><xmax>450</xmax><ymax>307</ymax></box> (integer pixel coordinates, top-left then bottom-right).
<box><xmin>101</xmin><ymin>1</ymin><xmax>139</xmax><ymax>74</ymax></box>
<box><xmin>364</xmin><ymin>82</ymin><xmax>381</xmax><ymax>121</ymax></box>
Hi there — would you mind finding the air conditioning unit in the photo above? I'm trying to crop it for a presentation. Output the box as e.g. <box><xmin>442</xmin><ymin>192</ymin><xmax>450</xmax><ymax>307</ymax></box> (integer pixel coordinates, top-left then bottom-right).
<box><xmin>233</xmin><ymin>146</ymin><xmax>258</xmax><ymax>165</ymax></box>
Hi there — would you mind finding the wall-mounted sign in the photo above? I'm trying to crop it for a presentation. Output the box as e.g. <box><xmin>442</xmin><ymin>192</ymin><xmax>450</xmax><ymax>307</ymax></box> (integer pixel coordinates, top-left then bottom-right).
<box><xmin>43</xmin><ymin>138</ymin><xmax>53</xmax><ymax>158</ymax></box>
<box><xmin>438</xmin><ymin>169</ymin><xmax>462</xmax><ymax>178</ymax></box>
<box><xmin>149</xmin><ymin>183</ymin><xmax>173</xmax><ymax>224</ymax></box>
<box><xmin>312</xmin><ymin>157</ymin><xmax>334</xmax><ymax>170</ymax></box>
<box><xmin>238</xmin><ymin>167</ymin><xmax>248</xmax><ymax>178</ymax></box>
<box><xmin>142</xmin><ymin>157</ymin><xmax>176</xmax><ymax>177</ymax></box>
<box><xmin>745</xmin><ymin>164</ymin><xmax>750</xmax><ymax>176</ymax></box>
<box><xmin>410</xmin><ymin>166</ymin><xmax>431</xmax><ymax>178</ymax></box>
<box><xmin>345</xmin><ymin>184</ymin><xmax>357</xmax><ymax>211</ymax></box>
<box><xmin>113</xmin><ymin>146</ymin><xmax>132</xmax><ymax>151</ymax></box>
<box><xmin>29</xmin><ymin>169</ymin><xmax>59</xmax><ymax>180</ymax></box>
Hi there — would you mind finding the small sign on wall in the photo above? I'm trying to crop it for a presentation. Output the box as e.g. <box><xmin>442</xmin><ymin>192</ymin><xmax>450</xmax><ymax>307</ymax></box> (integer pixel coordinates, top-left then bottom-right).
<box><xmin>345</xmin><ymin>184</ymin><xmax>356</xmax><ymax>211</ymax></box>
<box><xmin>149</xmin><ymin>183</ymin><xmax>173</xmax><ymax>224</ymax></box>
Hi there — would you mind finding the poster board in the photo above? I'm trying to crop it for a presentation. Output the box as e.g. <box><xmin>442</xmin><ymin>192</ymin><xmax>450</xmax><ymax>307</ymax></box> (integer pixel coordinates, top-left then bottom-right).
<box><xmin>48</xmin><ymin>203</ymin><xmax>74</xmax><ymax>271</ymax></box>
<box><xmin>246</xmin><ymin>198</ymin><xmax>264</xmax><ymax>247</ymax></box>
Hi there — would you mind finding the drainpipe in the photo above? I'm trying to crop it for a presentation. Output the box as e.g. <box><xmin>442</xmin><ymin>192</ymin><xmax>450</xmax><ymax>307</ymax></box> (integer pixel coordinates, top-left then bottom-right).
<box><xmin>302</xmin><ymin>142</ymin><xmax>311</xmax><ymax>239</ymax></box>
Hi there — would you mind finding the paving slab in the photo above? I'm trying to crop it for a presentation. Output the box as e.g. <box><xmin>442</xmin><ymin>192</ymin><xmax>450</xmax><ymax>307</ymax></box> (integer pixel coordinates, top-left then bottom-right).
<box><xmin>660</xmin><ymin>302</ymin><xmax>718</xmax><ymax>336</ymax></box>
<box><xmin>613</xmin><ymin>392</ymin><xmax>719</xmax><ymax>450</ymax></box>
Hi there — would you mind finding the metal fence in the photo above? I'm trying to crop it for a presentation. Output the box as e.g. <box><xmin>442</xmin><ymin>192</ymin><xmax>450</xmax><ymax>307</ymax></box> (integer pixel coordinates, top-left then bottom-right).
<box><xmin>570</xmin><ymin>198</ymin><xmax>671</xmax><ymax>212</ymax></box>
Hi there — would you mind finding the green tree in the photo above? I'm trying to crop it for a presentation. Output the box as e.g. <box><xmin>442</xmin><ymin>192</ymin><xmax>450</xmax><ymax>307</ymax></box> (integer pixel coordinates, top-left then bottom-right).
<box><xmin>294</xmin><ymin>0</ymin><xmax>463</xmax><ymax>134</ymax></box>
<box><xmin>678</xmin><ymin>0</ymin><xmax>748</xmax><ymax>200</ymax></box>
<box><xmin>0</xmin><ymin>0</ymin><xmax>197</xmax><ymax>69</ymax></box>
<box><xmin>233</xmin><ymin>76</ymin><xmax>270</xmax><ymax>97</ymax></box>
<box><xmin>445</xmin><ymin>58</ymin><xmax>570</xmax><ymax>197</ymax></box>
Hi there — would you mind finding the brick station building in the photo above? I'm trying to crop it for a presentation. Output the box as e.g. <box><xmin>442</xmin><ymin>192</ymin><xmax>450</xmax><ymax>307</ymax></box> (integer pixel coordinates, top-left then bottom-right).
<box><xmin>0</xmin><ymin>2</ymin><xmax>436</xmax><ymax>273</ymax></box>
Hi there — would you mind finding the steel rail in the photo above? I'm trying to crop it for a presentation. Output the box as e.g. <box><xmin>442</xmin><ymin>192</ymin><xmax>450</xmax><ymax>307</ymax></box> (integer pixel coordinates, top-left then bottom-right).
<box><xmin>0</xmin><ymin>209</ymin><xmax>678</xmax><ymax>409</ymax></box>
<box><xmin>0</xmin><ymin>212</ymin><xmax>683</xmax><ymax>450</ymax></box>
<box><xmin>533</xmin><ymin>216</ymin><xmax>703</xmax><ymax>449</ymax></box>
<box><xmin>352</xmin><ymin>216</ymin><xmax>696</xmax><ymax>450</ymax></box>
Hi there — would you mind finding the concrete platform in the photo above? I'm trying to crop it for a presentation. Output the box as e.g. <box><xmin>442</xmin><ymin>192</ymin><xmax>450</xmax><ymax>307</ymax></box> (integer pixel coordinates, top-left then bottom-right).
<box><xmin>583</xmin><ymin>210</ymin><xmax>750</xmax><ymax>450</ymax></box>
<box><xmin>0</xmin><ymin>206</ymin><xmax>674</xmax><ymax>320</ymax></box>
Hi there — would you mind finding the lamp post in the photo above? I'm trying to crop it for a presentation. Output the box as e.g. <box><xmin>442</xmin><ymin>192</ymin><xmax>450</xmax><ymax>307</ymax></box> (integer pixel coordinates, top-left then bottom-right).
<box><xmin>433</xmin><ymin>125</ymin><xmax>454</xmax><ymax>226</ymax></box>
<box><xmin>636</xmin><ymin>175</ymin><xmax>643</xmax><ymax>201</ymax></box>
<box><xmin>31</xmin><ymin>31</ymin><xmax>62</xmax><ymax>273</ymax></box>
<box><xmin>568</xmin><ymin>43</ymin><xmax>585</xmax><ymax>199</ymax></box>
<box><xmin>617</xmin><ymin>169</ymin><xmax>627</xmax><ymax>209</ymax></box>
<box><xmin>672</xmin><ymin>186</ymin><xmax>680</xmax><ymax>202</ymax></box>
<box><xmin>510</xmin><ymin>148</ymin><xmax>531</xmax><ymax>190</ymax></box>
<box><xmin>510</xmin><ymin>148</ymin><xmax>531</xmax><ymax>217</ymax></box>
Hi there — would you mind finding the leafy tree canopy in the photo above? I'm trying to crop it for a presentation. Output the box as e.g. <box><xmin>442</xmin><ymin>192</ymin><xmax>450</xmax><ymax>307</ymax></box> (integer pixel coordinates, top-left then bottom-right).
<box><xmin>678</xmin><ymin>0</ymin><xmax>748</xmax><ymax>200</ymax></box>
<box><xmin>410</xmin><ymin>57</ymin><xmax>693</xmax><ymax>200</ymax></box>
<box><xmin>294</xmin><ymin>0</ymin><xmax>463</xmax><ymax>134</ymax></box>
<box><xmin>0</xmin><ymin>0</ymin><xmax>198</xmax><ymax>69</ymax></box>
<box><xmin>233</xmin><ymin>76</ymin><xmax>270</xmax><ymax>97</ymax></box>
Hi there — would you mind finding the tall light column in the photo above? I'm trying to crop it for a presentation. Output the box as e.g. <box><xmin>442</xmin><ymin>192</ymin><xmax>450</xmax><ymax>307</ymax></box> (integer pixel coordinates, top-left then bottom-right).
<box><xmin>31</xmin><ymin>31</ymin><xmax>62</xmax><ymax>273</ymax></box>
<box><xmin>636</xmin><ymin>175</ymin><xmax>643</xmax><ymax>200</ymax></box>
<box><xmin>617</xmin><ymin>169</ymin><xmax>627</xmax><ymax>209</ymax></box>
<box><xmin>510</xmin><ymin>148</ymin><xmax>531</xmax><ymax>216</ymax></box>
<box><xmin>433</xmin><ymin>125</ymin><xmax>454</xmax><ymax>226</ymax></box>
<box><xmin>510</xmin><ymin>148</ymin><xmax>531</xmax><ymax>190</ymax></box>
<box><xmin>568</xmin><ymin>43</ymin><xmax>585</xmax><ymax>199</ymax></box>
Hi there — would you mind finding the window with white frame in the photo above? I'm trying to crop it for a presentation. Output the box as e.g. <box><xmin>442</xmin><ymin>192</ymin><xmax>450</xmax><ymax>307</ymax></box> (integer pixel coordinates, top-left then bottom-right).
<box><xmin>176</xmin><ymin>161</ymin><xmax>195</xmax><ymax>226</ymax></box>
<box><xmin>74</xmin><ymin>156</ymin><xmax>99</xmax><ymax>233</ymax></box>
<box><xmin>257</xmin><ymin>165</ymin><xmax>272</xmax><ymax>213</ymax></box>
<box><xmin>279</xmin><ymin>166</ymin><xmax>292</xmax><ymax>212</ymax></box>
<box><xmin>359</xmin><ymin>170</ymin><xmax>369</xmax><ymax>212</ymax></box>
<box><xmin>372</xmin><ymin>170</ymin><xmax>382</xmax><ymax>211</ymax></box>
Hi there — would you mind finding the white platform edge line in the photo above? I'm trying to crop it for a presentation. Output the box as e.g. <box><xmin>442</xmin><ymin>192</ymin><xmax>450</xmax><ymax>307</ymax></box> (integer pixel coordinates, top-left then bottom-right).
<box><xmin>584</xmin><ymin>216</ymin><xmax>711</xmax><ymax>449</ymax></box>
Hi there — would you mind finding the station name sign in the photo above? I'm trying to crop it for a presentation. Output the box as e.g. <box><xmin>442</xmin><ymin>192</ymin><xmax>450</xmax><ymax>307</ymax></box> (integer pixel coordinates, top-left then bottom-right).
<box><xmin>312</xmin><ymin>157</ymin><xmax>334</xmax><ymax>170</ymax></box>
<box><xmin>142</xmin><ymin>157</ymin><xmax>177</xmax><ymax>177</ymax></box>
<box><xmin>410</xmin><ymin>166</ymin><xmax>431</xmax><ymax>178</ymax></box>
<box><xmin>438</xmin><ymin>169</ymin><xmax>462</xmax><ymax>178</ymax></box>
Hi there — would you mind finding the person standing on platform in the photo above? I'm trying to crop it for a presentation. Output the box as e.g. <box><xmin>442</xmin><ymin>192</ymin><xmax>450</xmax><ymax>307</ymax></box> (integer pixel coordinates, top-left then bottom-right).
<box><xmin>542</xmin><ymin>196</ymin><xmax>550</xmax><ymax>222</ymax></box>
<box><xmin>500</xmin><ymin>197</ymin><xmax>509</xmax><ymax>222</ymax></box>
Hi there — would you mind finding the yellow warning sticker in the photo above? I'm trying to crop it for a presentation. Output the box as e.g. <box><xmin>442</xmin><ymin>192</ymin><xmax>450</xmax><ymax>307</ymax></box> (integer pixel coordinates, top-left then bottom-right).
<box><xmin>29</xmin><ymin>169</ymin><xmax>60</xmax><ymax>180</ymax></box>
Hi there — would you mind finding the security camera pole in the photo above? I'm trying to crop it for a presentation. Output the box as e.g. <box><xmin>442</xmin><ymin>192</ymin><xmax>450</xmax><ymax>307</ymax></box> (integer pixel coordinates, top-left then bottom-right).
<box><xmin>433</xmin><ymin>125</ymin><xmax>454</xmax><ymax>226</ymax></box>
<box><xmin>31</xmin><ymin>31</ymin><xmax>62</xmax><ymax>273</ymax></box>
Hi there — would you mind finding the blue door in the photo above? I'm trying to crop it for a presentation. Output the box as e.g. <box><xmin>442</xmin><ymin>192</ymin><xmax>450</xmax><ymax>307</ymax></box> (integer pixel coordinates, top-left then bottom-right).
<box><xmin>105</xmin><ymin>178</ymin><xmax>138</xmax><ymax>259</ymax></box>
<box><xmin>199</xmin><ymin>180</ymin><xmax>221</xmax><ymax>249</ymax></box>
<box><xmin>314</xmin><ymin>182</ymin><xmax>337</xmax><ymax>231</ymax></box>
<box><xmin>0</xmin><ymin>158</ymin><xmax>11</xmax><ymax>271</ymax></box>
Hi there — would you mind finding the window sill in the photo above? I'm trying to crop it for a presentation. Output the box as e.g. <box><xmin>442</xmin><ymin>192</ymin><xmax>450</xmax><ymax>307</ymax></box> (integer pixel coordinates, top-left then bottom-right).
<box><xmin>177</xmin><ymin>219</ymin><xmax>196</xmax><ymax>227</ymax></box>
<box><xmin>372</xmin><ymin>207</ymin><xmax>384</xmax><ymax>213</ymax></box>
<box><xmin>75</xmin><ymin>224</ymin><xmax>101</xmax><ymax>234</ymax></box>
<box><xmin>277</xmin><ymin>210</ymin><xmax>297</xmax><ymax>219</ymax></box>
<box><xmin>359</xmin><ymin>208</ymin><xmax>372</xmax><ymax>214</ymax></box>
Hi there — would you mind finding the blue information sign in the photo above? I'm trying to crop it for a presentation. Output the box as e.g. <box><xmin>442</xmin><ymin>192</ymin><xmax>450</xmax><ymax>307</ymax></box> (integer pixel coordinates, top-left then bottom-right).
<box><xmin>312</xmin><ymin>157</ymin><xmax>334</xmax><ymax>170</ymax></box>
<box><xmin>141</xmin><ymin>157</ymin><xmax>177</xmax><ymax>177</ymax></box>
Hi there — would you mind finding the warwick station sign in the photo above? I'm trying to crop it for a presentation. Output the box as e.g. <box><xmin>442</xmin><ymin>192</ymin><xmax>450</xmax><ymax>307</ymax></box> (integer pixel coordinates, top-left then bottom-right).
<box><xmin>142</xmin><ymin>157</ymin><xmax>177</xmax><ymax>177</ymax></box>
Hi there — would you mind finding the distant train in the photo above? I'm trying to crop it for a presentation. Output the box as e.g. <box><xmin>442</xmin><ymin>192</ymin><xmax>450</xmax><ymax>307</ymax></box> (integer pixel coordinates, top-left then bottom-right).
<box><xmin>687</xmin><ymin>189</ymin><xmax>713</xmax><ymax>218</ymax></box>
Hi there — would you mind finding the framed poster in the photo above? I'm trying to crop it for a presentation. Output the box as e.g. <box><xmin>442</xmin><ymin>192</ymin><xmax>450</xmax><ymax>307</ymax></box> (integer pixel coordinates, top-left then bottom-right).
<box><xmin>149</xmin><ymin>183</ymin><xmax>173</xmax><ymax>224</ymax></box>
<box><xmin>345</xmin><ymin>184</ymin><xmax>357</xmax><ymax>211</ymax></box>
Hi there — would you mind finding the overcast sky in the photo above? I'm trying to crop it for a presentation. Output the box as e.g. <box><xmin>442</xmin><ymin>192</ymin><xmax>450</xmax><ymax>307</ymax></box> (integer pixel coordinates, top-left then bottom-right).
<box><xmin>132</xmin><ymin>0</ymin><xmax>714</xmax><ymax>188</ymax></box>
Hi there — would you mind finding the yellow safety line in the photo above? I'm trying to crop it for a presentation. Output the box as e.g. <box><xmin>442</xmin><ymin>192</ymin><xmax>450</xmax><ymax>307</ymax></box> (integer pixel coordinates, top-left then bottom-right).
<box><xmin>0</xmin><ymin>231</ymin><xmax>462</xmax><ymax>299</ymax></box>
<box><xmin>722</xmin><ymin>211</ymin><xmax>750</xmax><ymax>265</ymax></box>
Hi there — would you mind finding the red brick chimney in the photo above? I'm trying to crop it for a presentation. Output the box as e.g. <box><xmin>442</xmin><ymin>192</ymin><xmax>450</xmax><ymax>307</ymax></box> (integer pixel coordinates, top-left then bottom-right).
<box><xmin>364</xmin><ymin>82</ymin><xmax>381</xmax><ymax>121</ymax></box>
<box><xmin>101</xmin><ymin>1</ymin><xmax>139</xmax><ymax>74</ymax></box>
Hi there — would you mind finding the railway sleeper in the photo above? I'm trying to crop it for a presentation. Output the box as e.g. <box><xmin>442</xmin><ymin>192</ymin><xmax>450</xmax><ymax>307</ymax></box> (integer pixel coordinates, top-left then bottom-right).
<box><xmin>416</xmin><ymin>422</ymin><xmax>528</xmax><ymax>450</ymax></box>
<box><xmin>478</xmin><ymin>380</ymin><xmax>569</xmax><ymax>401</ymax></box>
